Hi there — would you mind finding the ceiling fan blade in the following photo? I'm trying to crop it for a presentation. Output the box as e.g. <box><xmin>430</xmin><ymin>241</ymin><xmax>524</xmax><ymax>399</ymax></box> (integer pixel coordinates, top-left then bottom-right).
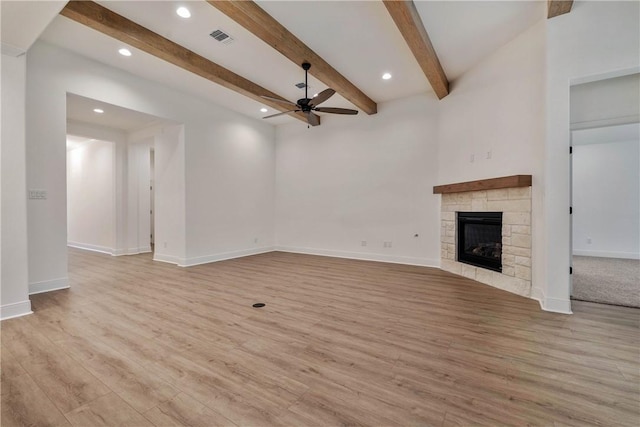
<box><xmin>314</xmin><ymin>107</ymin><xmax>358</xmax><ymax>115</ymax></box>
<box><xmin>263</xmin><ymin>110</ymin><xmax>299</xmax><ymax>119</ymax></box>
<box><xmin>261</xmin><ymin>95</ymin><xmax>298</xmax><ymax>107</ymax></box>
<box><xmin>305</xmin><ymin>111</ymin><xmax>320</xmax><ymax>126</ymax></box>
<box><xmin>309</xmin><ymin>88</ymin><xmax>335</xmax><ymax>107</ymax></box>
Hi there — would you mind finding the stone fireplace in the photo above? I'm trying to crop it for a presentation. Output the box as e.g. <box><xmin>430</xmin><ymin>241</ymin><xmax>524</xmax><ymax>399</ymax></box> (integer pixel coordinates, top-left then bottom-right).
<box><xmin>434</xmin><ymin>175</ymin><xmax>532</xmax><ymax>297</ymax></box>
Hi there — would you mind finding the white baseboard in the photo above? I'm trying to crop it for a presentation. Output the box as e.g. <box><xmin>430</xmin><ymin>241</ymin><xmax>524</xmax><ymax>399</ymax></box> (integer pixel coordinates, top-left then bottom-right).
<box><xmin>541</xmin><ymin>297</ymin><xmax>573</xmax><ymax>314</ymax></box>
<box><xmin>29</xmin><ymin>277</ymin><xmax>70</xmax><ymax>295</ymax></box>
<box><xmin>1</xmin><ymin>300</ymin><xmax>33</xmax><ymax>321</ymax></box>
<box><xmin>531</xmin><ymin>286</ymin><xmax>546</xmax><ymax>311</ymax></box>
<box><xmin>70</xmin><ymin>243</ymin><xmax>153</xmax><ymax>257</ymax></box>
<box><xmin>114</xmin><ymin>247</ymin><xmax>152</xmax><ymax>256</ymax></box>
<box><xmin>133</xmin><ymin>246</ymin><xmax>152</xmax><ymax>255</ymax></box>
<box><xmin>531</xmin><ymin>287</ymin><xmax>572</xmax><ymax>314</ymax></box>
<box><xmin>530</xmin><ymin>286</ymin><xmax>543</xmax><ymax>303</ymax></box>
<box><xmin>68</xmin><ymin>242</ymin><xmax>114</xmax><ymax>255</ymax></box>
<box><xmin>153</xmin><ymin>253</ymin><xmax>187</xmax><ymax>265</ymax></box>
<box><xmin>573</xmin><ymin>250</ymin><xmax>639</xmax><ymax>260</ymax></box>
<box><xmin>275</xmin><ymin>246</ymin><xmax>440</xmax><ymax>268</ymax></box>
<box><xmin>155</xmin><ymin>245</ymin><xmax>439</xmax><ymax>269</ymax></box>
<box><xmin>180</xmin><ymin>246</ymin><xmax>275</xmax><ymax>267</ymax></box>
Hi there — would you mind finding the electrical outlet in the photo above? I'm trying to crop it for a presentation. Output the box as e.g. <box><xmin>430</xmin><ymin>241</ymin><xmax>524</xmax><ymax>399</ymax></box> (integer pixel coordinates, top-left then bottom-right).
<box><xmin>254</xmin><ymin>237</ymin><xmax>258</xmax><ymax>244</ymax></box>
<box><xmin>361</xmin><ymin>241</ymin><xmax>367</xmax><ymax>247</ymax></box>
<box><xmin>28</xmin><ymin>189</ymin><xmax>47</xmax><ymax>199</ymax></box>
<box><xmin>383</xmin><ymin>241</ymin><xmax>392</xmax><ymax>248</ymax></box>
<box><xmin>470</xmin><ymin>154</ymin><xmax>475</xmax><ymax>163</ymax></box>
<box><xmin>486</xmin><ymin>150</ymin><xmax>492</xmax><ymax>159</ymax></box>
<box><xmin>587</xmin><ymin>237</ymin><xmax>592</xmax><ymax>244</ymax></box>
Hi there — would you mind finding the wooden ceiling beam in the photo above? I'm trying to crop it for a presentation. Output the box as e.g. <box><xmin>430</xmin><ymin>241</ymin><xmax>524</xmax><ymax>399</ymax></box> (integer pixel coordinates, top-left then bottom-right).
<box><xmin>60</xmin><ymin>1</ymin><xmax>317</xmax><ymax>125</ymax></box>
<box><xmin>383</xmin><ymin>0</ymin><xmax>449</xmax><ymax>100</ymax></box>
<box><xmin>207</xmin><ymin>0</ymin><xmax>378</xmax><ymax>115</ymax></box>
<box><xmin>547</xmin><ymin>0</ymin><xmax>574</xmax><ymax>19</ymax></box>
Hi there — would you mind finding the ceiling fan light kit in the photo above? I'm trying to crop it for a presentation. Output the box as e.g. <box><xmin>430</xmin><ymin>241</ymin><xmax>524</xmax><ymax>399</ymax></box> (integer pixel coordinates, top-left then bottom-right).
<box><xmin>261</xmin><ymin>62</ymin><xmax>359</xmax><ymax>127</ymax></box>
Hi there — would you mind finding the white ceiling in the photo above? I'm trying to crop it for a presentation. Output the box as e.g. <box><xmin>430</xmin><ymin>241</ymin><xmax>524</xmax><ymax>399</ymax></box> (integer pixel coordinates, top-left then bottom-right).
<box><xmin>0</xmin><ymin>0</ymin><xmax>67</xmax><ymax>54</ymax></box>
<box><xmin>572</xmin><ymin>123</ymin><xmax>640</xmax><ymax>146</ymax></box>
<box><xmin>67</xmin><ymin>93</ymin><xmax>169</xmax><ymax>132</ymax></box>
<box><xmin>37</xmin><ymin>1</ymin><xmax>546</xmax><ymax>127</ymax></box>
<box><xmin>415</xmin><ymin>1</ymin><xmax>544</xmax><ymax>79</ymax></box>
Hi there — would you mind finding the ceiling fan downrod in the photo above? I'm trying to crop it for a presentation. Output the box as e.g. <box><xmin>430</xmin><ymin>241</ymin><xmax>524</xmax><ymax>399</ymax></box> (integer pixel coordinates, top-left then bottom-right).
<box><xmin>302</xmin><ymin>62</ymin><xmax>311</xmax><ymax>101</ymax></box>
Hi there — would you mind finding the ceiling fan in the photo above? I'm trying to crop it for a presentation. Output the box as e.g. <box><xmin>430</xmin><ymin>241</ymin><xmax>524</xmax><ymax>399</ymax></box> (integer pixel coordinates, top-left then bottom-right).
<box><xmin>261</xmin><ymin>62</ymin><xmax>358</xmax><ymax>126</ymax></box>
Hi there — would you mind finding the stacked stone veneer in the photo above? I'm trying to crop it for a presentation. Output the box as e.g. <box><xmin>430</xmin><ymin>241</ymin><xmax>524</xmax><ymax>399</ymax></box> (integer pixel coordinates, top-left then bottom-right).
<box><xmin>440</xmin><ymin>187</ymin><xmax>532</xmax><ymax>297</ymax></box>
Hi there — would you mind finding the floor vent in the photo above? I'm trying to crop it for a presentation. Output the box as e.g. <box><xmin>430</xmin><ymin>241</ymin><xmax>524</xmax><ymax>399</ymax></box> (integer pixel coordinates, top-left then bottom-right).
<box><xmin>252</xmin><ymin>303</ymin><xmax>265</xmax><ymax>308</ymax></box>
<box><xmin>210</xmin><ymin>29</ymin><xmax>234</xmax><ymax>45</ymax></box>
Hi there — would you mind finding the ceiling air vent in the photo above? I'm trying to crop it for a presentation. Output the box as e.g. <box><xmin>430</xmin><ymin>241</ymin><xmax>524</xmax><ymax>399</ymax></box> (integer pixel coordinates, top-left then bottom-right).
<box><xmin>295</xmin><ymin>82</ymin><xmax>308</xmax><ymax>89</ymax></box>
<box><xmin>210</xmin><ymin>29</ymin><xmax>234</xmax><ymax>45</ymax></box>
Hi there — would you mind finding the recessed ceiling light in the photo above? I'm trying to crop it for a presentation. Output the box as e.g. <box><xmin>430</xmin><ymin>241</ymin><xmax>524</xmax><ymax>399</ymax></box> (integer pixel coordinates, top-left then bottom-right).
<box><xmin>382</xmin><ymin>72</ymin><xmax>392</xmax><ymax>80</ymax></box>
<box><xmin>93</xmin><ymin>108</ymin><xmax>104</xmax><ymax>114</ymax></box>
<box><xmin>260</xmin><ymin>108</ymin><xmax>268</xmax><ymax>113</ymax></box>
<box><xmin>176</xmin><ymin>6</ymin><xmax>191</xmax><ymax>18</ymax></box>
<box><xmin>118</xmin><ymin>48</ymin><xmax>132</xmax><ymax>57</ymax></box>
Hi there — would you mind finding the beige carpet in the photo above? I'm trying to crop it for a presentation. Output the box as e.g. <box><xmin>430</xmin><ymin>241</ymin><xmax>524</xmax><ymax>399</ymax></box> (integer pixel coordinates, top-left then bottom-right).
<box><xmin>572</xmin><ymin>256</ymin><xmax>640</xmax><ymax>308</ymax></box>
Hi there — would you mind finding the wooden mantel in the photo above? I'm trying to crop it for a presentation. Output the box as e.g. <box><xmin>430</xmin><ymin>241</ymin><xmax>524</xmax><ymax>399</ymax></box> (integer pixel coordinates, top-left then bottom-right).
<box><xmin>433</xmin><ymin>175</ymin><xmax>532</xmax><ymax>194</ymax></box>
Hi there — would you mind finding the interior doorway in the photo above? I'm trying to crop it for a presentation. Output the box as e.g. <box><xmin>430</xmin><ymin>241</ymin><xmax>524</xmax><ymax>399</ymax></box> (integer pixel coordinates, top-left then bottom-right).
<box><xmin>150</xmin><ymin>148</ymin><xmax>155</xmax><ymax>249</ymax></box>
<box><xmin>66</xmin><ymin>93</ymin><xmax>172</xmax><ymax>258</ymax></box>
<box><xmin>569</xmin><ymin>73</ymin><xmax>640</xmax><ymax>308</ymax></box>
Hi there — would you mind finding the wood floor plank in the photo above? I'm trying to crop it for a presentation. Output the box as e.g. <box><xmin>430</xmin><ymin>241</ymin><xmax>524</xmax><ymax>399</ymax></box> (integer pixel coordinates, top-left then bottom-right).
<box><xmin>0</xmin><ymin>345</ymin><xmax>26</xmax><ymax>388</ymax></box>
<box><xmin>1</xmin><ymin>372</ymin><xmax>71</xmax><ymax>427</ymax></box>
<box><xmin>1</xmin><ymin>248</ymin><xmax>638</xmax><ymax>426</ymax></box>
<box><xmin>20</xmin><ymin>351</ymin><xmax>112</xmax><ymax>414</ymax></box>
<box><xmin>64</xmin><ymin>392</ymin><xmax>154</xmax><ymax>427</ymax></box>
<box><xmin>2</xmin><ymin>318</ymin><xmax>64</xmax><ymax>364</ymax></box>
<box><xmin>143</xmin><ymin>392</ymin><xmax>237</xmax><ymax>427</ymax></box>
<box><xmin>55</xmin><ymin>334</ymin><xmax>180</xmax><ymax>412</ymax></box>
<box><xmin>24</xmin><ymin>304</ymin><xmax>101</xmax><ymax>343</ymax></box>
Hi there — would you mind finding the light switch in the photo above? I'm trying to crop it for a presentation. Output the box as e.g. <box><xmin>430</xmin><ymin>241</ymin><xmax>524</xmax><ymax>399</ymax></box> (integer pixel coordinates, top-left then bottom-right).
<box><xmin>28</xmin><ymin>189</ymin><xmax>47</xmax><ymax>199</ymax></box>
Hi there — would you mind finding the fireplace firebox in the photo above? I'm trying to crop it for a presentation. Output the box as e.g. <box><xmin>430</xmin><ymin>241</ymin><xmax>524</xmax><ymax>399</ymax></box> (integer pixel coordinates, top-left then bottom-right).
<box><xmin>457</xmin><ymin>212</ymin><xmax>502</xmax><ymax>272</ymax></box>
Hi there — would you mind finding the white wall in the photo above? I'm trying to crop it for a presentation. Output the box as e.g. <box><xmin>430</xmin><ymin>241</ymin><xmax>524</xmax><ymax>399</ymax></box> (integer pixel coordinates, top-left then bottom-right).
<box><xmin>438</xmin><ymin>18</ymin><xmax>546</xmax><ymax>301</ymax></box>
<box><xmin>153</xmin><ymin>125</ymin><xmax>186</xmax><ymax>264</ymax></box>
<box><xmin>437</xmin><ymin>19</ymin><xmax>546</xmax><ymax>186</ymax></box>
<box><xmin>26</xmin><ymin>44</ymin><xmax>69</xmax><ymax>294</ymax></box>
<box><xmin>570</xmin><ymin>73</ymin><xmax>640</xmax><ymax>129</ymax></box>
<box><xmin>275</xmin><ymin>94</ymin><xmax>441</xmax><ymax>266</ymax></box>
<box><xmin>67</xmin><ymin>139</ymin><xmax>116</xmax><ymax>253</ymax></box>
<box><xmin>185</xmin><ymin>121</ymin><xmax>276</xmax><ymax>265</ymax></box>
<box><xmin>26</xmin><ymin>41</ymin><xmax>276</xmax><ymax>294</ymax></box>
<box><xmin>1</xmin><ymin>53</ymin><xmax>32</xmax><ymax>319</ymax></box>
<box><xmin>572</xmin><ymin>139</ymin><xmax>640</xmax><ymax>259</ymax></box>
<box><xmin>545</xmin><ymin>0</ymin><xmax>640</xmax><ymax>312</ymax></box>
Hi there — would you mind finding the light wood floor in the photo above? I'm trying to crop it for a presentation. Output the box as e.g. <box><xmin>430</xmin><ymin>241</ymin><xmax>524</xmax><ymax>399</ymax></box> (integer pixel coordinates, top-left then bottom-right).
<box><xmin>2</xmin><ymin>248</ymin><xmax>639</xmax><ymax>426</ymax></box>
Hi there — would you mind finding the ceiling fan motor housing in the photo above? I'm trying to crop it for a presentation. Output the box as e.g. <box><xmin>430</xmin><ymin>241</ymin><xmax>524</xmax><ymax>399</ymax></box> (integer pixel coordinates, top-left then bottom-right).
<box><xmin>297</xmin><ymin>97</ymin><xmax>312</xmax><ymax>111</ymax></box>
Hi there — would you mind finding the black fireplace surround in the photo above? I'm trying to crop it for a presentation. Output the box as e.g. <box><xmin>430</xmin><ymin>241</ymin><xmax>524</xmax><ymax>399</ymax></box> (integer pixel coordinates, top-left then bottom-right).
<box><xmin>457</xmin><ymin>212</ymin><xmax>502</xmax><ymax>272</ymax></box>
